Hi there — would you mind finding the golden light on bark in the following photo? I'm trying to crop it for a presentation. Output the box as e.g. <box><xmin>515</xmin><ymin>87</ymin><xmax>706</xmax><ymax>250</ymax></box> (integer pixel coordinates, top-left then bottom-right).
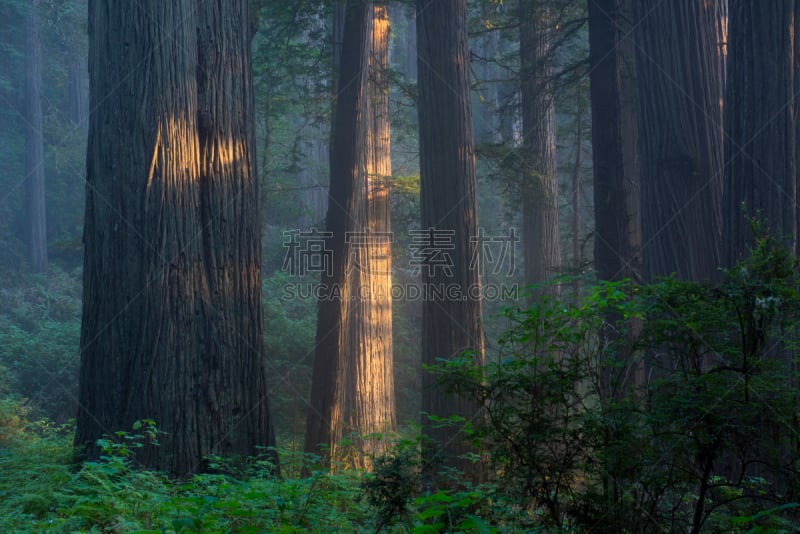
<box><xmin>146</xmin><ymin>115</ymin><xmax>254</xmax><ymax>190</ymax></box>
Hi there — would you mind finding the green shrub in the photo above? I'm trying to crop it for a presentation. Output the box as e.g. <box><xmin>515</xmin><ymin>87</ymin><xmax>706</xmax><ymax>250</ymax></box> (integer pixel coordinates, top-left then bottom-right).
<box><xmin>0</xmin><ymin>267</ymin><xmax>81</xmax><ymax>422</ymax></box>
<box><xmin>428</xmin><ymin>230</ymin><xmax>800</xmax><ymax>532</ymax></box>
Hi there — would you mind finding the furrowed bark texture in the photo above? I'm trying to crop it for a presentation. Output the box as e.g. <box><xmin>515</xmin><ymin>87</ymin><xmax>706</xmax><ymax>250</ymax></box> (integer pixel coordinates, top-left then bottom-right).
<box><xmin>339</xmin><ymin>4</ymin><xmax>396</xmax><ymax>470</ymax></box>
<box><xmin>724</xmin><ymin>1</ymin><xmax>796</xmax><ymax>263</ymax></box>
<box><xmin>520</xmin><ymin>0</ymin><xmax>560</xmax><ymax>296</ymax></box>
<box><xmin>634</xmin><ymin>0</ymin><xmax>725</xmax><ymax>282</ymax></box>
<box><xmin>304</xmin><ymin>0</ymin><xmax>371</xmax><ymax>469</ymax></box>
<box><xmin>77</xmin><ymin>0</ymin><xmax>277</xmax><ymax>476</ymax></box>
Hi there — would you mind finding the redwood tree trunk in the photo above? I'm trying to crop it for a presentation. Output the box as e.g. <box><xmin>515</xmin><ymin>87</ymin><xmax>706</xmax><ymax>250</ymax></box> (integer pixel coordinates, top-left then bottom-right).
<box><xmin>724</xmin><ymin>1</ymin><xmax>796</xmax><ymax>263</ymax></box>
<box><xmin>589</xmin><ymin>0</ymin><xmax>640</xmax><ymax>285</ymax></box>
<box><xmin>339</xmin><ymin>4</ymin><xmax>396</xmax><ymax>470</ymax></box>
<box><xmin>416</xmin><ymin>0</ymin><xmax>485</xmax><ymax>482</ymax></box>
<box><xmin>633</xmin><ymin>0</ymin><xmax>725</xmax><ymax>282</ymax></box>
<box><xmin>76</xmin><ymin>0</ymin><xmax>277</xmax><ymax>476</ymax></box>
<box><xmin>520</xmin><ymin>0</ymin><xmax>560</xmax><ymax>295</ymax></box>
<box><xmin>588</xmin><ymin>0</ymin><xmax>643</xmax><ymax>397</ymax></box>
<box><xmin>304</xmin><ymin>0</ymin><xmax>371</xmax><ymax>468</ymax></box>
<box><xmin>25</xmin><ymin>0</ymin><xmax>46</xmax><ymax>273</ymax></box>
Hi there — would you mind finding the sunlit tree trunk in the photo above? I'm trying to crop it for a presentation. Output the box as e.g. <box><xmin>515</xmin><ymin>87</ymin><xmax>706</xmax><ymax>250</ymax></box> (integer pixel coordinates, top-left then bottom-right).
<box><xmin>337</xmin><ymin>4</ymin><xmax>396</xmax><ymax>471</ymax></box>
<box><xmin>304</xmin><ymin>0</ymin><xmax>371</xmax><ymax>470</ymax></box>
<box><xmin>724</xmin><ymin>1</ymin><xmax>796</xmax><ymax>263</ymax></box>
<box><xmin>633</xmin><ymin>0</ymin><xmax>725</xmax><ymax>282</ymax></box>
<box><xmin>416</xmin><ymin>0</ymin><xmax>485</xmax><ymax>484</ymax></box>
<box><xmin>25</xmin><ymin>0</ymin><xmax>46</xmax><ymax>273</ymax></box>
<box><xmin>520</xmin><ymin>0</ymin><xmax>560</xmax><ymax>297</ymax></box>
<box><xmin>76</xmin><ymin>0</ymin><xmax>277</xmax><ymax>476</ymax></box>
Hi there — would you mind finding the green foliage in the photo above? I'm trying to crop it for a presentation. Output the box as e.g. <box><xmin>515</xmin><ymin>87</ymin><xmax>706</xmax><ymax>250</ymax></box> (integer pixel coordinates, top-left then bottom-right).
<box><xmin>427</xmin><ymin>233</ymin><xmax>800</xmax><ymax>532</ymax></box>
<box><xmin>262</xmin><ymin>270</ymin><xmax>316</xmax><ymax>442</ymax></box>
<box><xmin>0</xmin><ymin>267</ymin><xmax>81</xmax><ymax>421</ymax></box>
<box><xmin>0</xmin><ymin>417</ymin><xmax>380</xmax><ymax>533</ymax></box>
<box><xmin>0</xmin><ymin>414</ymin><xmax>510</xmax><ymax>532</ymax></box>
<box><xmin>4</xmin><ymin>235</ymin><xmax>799</xmax><ymax>532</ymax></box>
<box><xmin>362</xmin><ymin>438</ymin><xmax>421</xmax><ymax>530</ymax></box>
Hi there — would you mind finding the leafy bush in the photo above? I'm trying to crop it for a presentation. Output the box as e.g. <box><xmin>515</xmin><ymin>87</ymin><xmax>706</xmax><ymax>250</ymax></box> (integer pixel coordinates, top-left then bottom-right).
<box><xmin>362</xmin><ymin>438</ymin><xmax>421</xmax><ymax>530</ymax></box>
<box><xmin>0</xmin><ymin>267</ymin><xmax>81</xmax><ymax>422</ymax></box>
<box><xmin>0</xmin><ymin>419</ymin><xmax>377</xmax><ymax>532</ymax></box>
<box><xmin>429</xmin><ymin>230</ymin><xmax>800</xmax><ymax>532</ymax></box>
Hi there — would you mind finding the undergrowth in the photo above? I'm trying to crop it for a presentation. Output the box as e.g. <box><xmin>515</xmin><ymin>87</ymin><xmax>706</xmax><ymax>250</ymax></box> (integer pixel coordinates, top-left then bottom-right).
<box><xmin>0</xmin><ymin>411</ymin><xmax>502</xmax><ymax>533</ymax></box>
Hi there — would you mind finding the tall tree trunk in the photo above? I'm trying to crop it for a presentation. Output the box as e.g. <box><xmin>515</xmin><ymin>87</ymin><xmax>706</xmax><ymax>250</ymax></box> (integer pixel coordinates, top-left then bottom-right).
<box><xmin>633</xmin><ymin>0</ymin><xmax>725</xmax><ymax>282</ymax></box>
<box><xmin>334</xmin><ymin>5</ymin><xmax>396</xmax><ymax>471</ymax></box>
<box><xmin>416</xmin><ymin>0</ymin><xmax>485</xmax><ymax>483</ymax></box>
<box><xmin>571</xmin><ymin>101</ymin><xmax>582</xmax><ymax>277</ymax></box>
<box><xmin>295</xmin><ymin>44</ymin><xmax>329</xmax><ymax>231</ymax></box>
<box><xmin>724</xmin><ymin>1</ymin><xmax>796</xmax><ymax>263</ymax></box>
<box><xmin>68</xmin><ymin>47</ymin><xmax>89</xmax><ymax>129</ymax></box>
<box><xmin>25</xmin><ymin>0</ymin><xmax>46</xmax><ymax>273</ymax></box>
<box><xmin>76</xmin><ymin>0</ymin><xmax>277</xmax><ymax>476</ymax></box>
<box><xmin>796</xmin><ymin>2</ymin><xmax>800</xmax><ymax>260</ymax></box>
<box><xmin>589</xmin><ymin>0</ymin><xmax>640</xmax><ymax>284</ymax></box>
<box><xmin>405</xmin><ymin>5</ymin><xmax>417</xmax><ymax>82</ymax></box>
<box><xmin>304</xmin><ymin>0</ymin><xmax>371</xmax><ymax>469</ymax></box>
<box><xmin>588</xmin><ymin>0</ymin><xmax>643</xmax><ymax>398</ymax></box>
<box><xmin>520</xmin><ymin>0</ymin><xmax>560</xmax><ymax>296</ymax></box>
<box><xmin>723</xmin><ymin>0</ymin><xmax>796</xmax><ymax>488</ymax></box>
<box><xmin>475</xmin><ymin>28</ymin><xmax>503</xmax><ymax>145</ymax></box>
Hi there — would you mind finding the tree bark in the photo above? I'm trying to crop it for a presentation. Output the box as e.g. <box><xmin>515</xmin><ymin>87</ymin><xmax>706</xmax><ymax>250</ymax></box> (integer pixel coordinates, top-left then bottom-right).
<box><xmin>724</xmin><ymin>1</ymin><xmax>796</xmax><ymax>264</ymax></box>
<box><xmin>304</xmin><ymin>0</ymin><xmax>371</xmax><ymax>469</ymax></box>
<box><xmin>633</xmin><ymin>0</ymin><xmax>725</xmax><ymax>282</ymax></box>
<box><xmin>338</xmin><ymin>4</ymin><xmax>396</xmax><ymax>471</ymax></box>
<box><xmin>416</xmin><ymin>0</ymin><xmax>485</xmax><ymax>483</ymax></box>
<box><xmin>76</xmin><ymin>0</ymin><xmax>277</xmax><ymax>476</ymax></box>
<box><xmin>25</xmin><ymin>0</ymin><xmax>47</xmax><ymax>273</ymax></box>
<box><xmin>520</xmin><ymin>0</ymin><xmax>560</xmax><ymax>297</ymax></box>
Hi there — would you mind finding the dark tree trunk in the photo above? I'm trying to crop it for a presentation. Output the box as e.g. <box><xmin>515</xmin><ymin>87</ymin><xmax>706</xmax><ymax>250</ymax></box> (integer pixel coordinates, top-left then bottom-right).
<box><xmin>304</xmin><ymin>0</ymin><xmax>371</xmax><ymax>469</ymax></box>
<box><xmin>633</xmin><ymin>0</ymin><xmax>725</xmax><ymax>282</ymax></box>
<box><xmin>724</xmin><ymin>1</ymin><xmax>796</xmax><ymax>263</ymax></box>
<box><xmin>588</xmin><ymin>0</ymin><xmax>643</xmax><ymax>397</ymax></box>
<box><xmin>589</xmin><ymin>0</ymin><xmax>640</xmax><ymax>285</ymax></box>
<box><xmin>25</xmin><ymin>0</ymin><xmax>46</xmax><ymax>273</ymax></box>
<box><xmin>520</xmin><ymin>0</ymin><xmax>560</xmax><ymax>296</ymax></box>
<box><xmin>76</xmin><ymin>0</ymin><xmax>277</xmax><ymax>476</ymax></box>
<box><xmin>416</xmin><ymin>0</ymin><xmax>485</xmax><ymax>483</ymax></box>
<box><xmin>796</xmin><ymin>1</ymin><xmax>800</xmax><ymax>259</ymax></box>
